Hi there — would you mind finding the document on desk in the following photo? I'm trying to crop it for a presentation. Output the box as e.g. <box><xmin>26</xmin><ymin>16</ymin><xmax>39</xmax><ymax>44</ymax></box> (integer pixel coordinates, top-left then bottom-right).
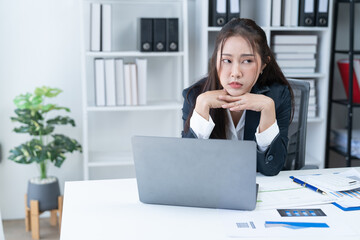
<box><xmin>291</xmin><ymin>168</ymin><xmax>360</xmax><ymax>211</ymax></box>
<box><xmin>255</xmin><ymin>178</ymin><xmax>336</xmax><ymax>210</ymax></box>
<box><xmin>217</xmin><ymin>205</ymin><xmax>358</xmax><ymax>238</ymax></box>
<box><xmin>293</xmin><ymin>168</ymin><xmax>360</xmax><ymax>192</ymax></box>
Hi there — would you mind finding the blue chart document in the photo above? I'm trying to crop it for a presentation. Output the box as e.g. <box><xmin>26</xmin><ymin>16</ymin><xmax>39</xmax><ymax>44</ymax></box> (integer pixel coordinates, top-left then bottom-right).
<box><xmin>277</xmin><ymin>209</ymin><xmax>326</xmax><ymax>217</ymax></box>
<box><xmin>265</xmin><ymin>221</ymin><xmax>329</xmax><ymax>229</ymax></box>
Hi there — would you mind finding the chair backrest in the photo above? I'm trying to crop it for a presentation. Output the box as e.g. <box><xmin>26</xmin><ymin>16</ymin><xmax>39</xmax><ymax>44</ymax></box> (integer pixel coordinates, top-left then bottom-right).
<box><xmin>283</xmin><ymin>79</ymin><xmax>310</xmax><ymax>170</ymax></box>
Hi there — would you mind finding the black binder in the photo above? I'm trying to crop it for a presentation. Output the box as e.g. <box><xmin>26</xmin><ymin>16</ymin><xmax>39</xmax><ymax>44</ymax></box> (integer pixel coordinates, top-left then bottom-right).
<box><xmin>166</xmin><ymin>18</ymin><xmax>179</xmax><ymax>52</ymax></box>
<box><xmin>227</xmin><ymin>0</ymin><xmax>240</xmax><ymax>22</ymax></box>
<box><xmin>209</xmin><ymin>0</ymin><xmax>227</xmax><ymax>26</ymax></box>
<box><xmin>139</xmin><ymin>18</ymin><xmax>153</xmax><ymax>52</ymax></box>
<box><xmin>153</xmin><ymin>18</ymin><xmax>167</xmax><ymax>52</ymax></box>
<box><xmin>299</xmin><ymin>0</ymin><xmax>316</xmax><ymax>26</ymax></box>
<box><xmin>316</xmin><ymin>0</ymin><xmax>329</xmax><ymax>26</ymax></box>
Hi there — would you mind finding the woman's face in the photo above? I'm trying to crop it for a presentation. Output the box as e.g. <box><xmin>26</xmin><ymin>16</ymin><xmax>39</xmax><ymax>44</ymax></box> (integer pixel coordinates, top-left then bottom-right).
<box><xmin>216</xmin><ymin>35</ymin><xmax>265</xmax><ymax>96</ymax></box>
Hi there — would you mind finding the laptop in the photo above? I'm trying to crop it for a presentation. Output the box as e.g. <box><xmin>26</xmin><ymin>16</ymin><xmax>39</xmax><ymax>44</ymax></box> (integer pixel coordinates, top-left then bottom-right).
<box><xmin>131</xmin><ymin>136</ymin><xmax>258</xmax><ymax>210</ymax></box>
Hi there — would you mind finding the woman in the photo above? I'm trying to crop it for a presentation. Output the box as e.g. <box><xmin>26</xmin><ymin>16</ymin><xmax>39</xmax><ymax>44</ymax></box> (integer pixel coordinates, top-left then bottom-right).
<box><xmin>182</xmin><ymin>18</ymin><xmax>293</xmax><ymax>176</ymax></box>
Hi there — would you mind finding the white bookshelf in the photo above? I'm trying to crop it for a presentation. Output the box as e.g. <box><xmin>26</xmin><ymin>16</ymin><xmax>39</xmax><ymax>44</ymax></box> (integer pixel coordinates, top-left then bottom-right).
<box><xmin>80</xmin><ymin>0</ymin><xmax>189</xmax><ymax>180</ymax></box>
<box><xmin>193</xmin><ymin>0</ymin><xmax>334</xmax><ymax>168</ymax></box>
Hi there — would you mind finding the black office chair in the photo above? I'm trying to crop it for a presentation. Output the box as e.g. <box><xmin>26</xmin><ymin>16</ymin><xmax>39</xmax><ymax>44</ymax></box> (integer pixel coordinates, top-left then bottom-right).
<box><xmin>283</xmin><ymin>79</ymin><xmax>312</xmax><ymax>170</ymax></box>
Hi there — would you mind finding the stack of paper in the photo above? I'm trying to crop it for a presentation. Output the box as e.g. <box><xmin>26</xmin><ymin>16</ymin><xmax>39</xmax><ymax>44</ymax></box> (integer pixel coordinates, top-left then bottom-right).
<box><xmin>272</xmin><ymin>35</ymin><xmax>317</xmax><ymax>74</ymax></box>
<box><xmin>292</xmin><ymin>168</ymin><xmax>360</xmax><ymax>211</ymax></box>
<box><xmin>255</xmin><ymin>178</ymin><xmax>336</xmax><ymax>210</ymax></box>
<box><xmin>292</xmin><ymin>79</ymin><xmax>317</xmax><ymax>118</ymax></box>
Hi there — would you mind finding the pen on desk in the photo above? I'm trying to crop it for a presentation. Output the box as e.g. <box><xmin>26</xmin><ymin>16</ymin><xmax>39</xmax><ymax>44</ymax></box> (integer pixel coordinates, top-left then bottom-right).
<box><xmin>289</xmin><ymin>176</ymin><xmax>327</xmax><ymax>195</ymax></box>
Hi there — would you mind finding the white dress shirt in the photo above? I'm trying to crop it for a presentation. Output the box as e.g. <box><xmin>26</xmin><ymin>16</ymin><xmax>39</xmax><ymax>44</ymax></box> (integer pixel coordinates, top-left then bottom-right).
<box><xmin>190</xmin><ymin>110</ymin><xmax>279</xmax><ymax>151</ymax></box>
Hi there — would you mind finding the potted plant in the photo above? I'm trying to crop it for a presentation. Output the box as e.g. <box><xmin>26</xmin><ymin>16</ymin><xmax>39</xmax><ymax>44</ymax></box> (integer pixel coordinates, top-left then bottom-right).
<box><xmin>8</xmin><ymin>86</ymin><xmax>82</xmax><ymax>211</ymax></box>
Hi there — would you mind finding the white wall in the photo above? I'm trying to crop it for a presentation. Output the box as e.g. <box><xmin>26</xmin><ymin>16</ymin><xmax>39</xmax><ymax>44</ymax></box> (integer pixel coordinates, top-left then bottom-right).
<box><xmin>0</xmin><ymin>0</ymin><xmax>83</xmax><ymax>219</ymax></box>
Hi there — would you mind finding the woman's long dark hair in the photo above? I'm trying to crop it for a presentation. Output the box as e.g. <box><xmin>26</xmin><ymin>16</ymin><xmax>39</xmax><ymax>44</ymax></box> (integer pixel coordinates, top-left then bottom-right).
<box><xmin>184</xmin><ymin>18</ymin><xmax>293</xmax><ymax>139</ymax></box>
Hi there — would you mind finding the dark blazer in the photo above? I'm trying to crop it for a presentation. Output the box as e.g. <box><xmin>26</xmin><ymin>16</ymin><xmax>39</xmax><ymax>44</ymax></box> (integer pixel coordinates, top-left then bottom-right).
<box><xmin>181</xmin><ymin>78</ymin><xmax>292</xmax><ymax>176</ymax></box>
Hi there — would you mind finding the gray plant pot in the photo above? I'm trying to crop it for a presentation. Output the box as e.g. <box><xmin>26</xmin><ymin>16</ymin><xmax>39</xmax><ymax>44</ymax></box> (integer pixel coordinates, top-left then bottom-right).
<box><xmin>27</xmin><ymin>177</ymin><xmax>60</xmax><ymax>212</ymax></box>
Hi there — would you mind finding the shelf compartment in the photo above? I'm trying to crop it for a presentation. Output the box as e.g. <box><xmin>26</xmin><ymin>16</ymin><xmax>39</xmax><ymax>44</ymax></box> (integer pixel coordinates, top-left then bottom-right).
<box><xmin>87</xmin><ymin>101</ymin><xmax>182</xmax><ymax>111</ymax></box>
<box><xmin>86</xmin><ymin>51</ymin><xmax>185</xmax><ymax>57</ymax></box>
<box><xmin>82</xmin><ymin>1</ymin><xmax>183</xmax><ymax>52</ymax></box>
<box><xmin>84</xmin><ymin>56</ymin><xmax>184</xmax><ymax>106</ymax></box>
<box><xmin>329</xmin><ymin>146</ymin><xmax>360</xmax><ymax>160</ymax></box>
<box><xmin>88</xmin><ymin>161</ymin><xmax>133</xmax><ymax>167</ymax></box>
<box><xmin>285</xmin><ymin>73</ymin><xmax>326</xmax><ymax>78</ymax></box>
<box><xmin>88</xmin><ymin>151</ymin><xmax>134</xmax><ymax>167</ymax></box>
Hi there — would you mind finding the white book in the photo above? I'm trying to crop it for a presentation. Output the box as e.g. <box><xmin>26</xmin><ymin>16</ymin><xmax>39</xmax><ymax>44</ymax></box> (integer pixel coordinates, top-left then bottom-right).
<box><xmin>115</xmin><ymin>59</ymin><xmax>125</xmax><ymax>106</ymax></box>
<box><xmin>272</xmin><ymin>35</ymin><xmax>318</xmax><ymax>45</ymax></box>
<box><xmin>104</xmin><ymin>59</ymin><xmax>116</xmax><ymax>106</ymax></box>
<box><xmin>271</xmin><ymin>0</ymin><xmax>282</xmax><ymax>26</ymax></box>
<box><xmin>290</xmin><ymin>0</ymin><xmax>299</xmax><ymax>27</ymax></box>
<box><xmin>124</xmin><ymin>64</ymin><xmax>132</xmax><ymax>106</ymax></box>
<box><xmin>282</xmin><ymin>67</ymin><xmax>315</xmax><ymax>74</ymax></box>
<box><xmin>135</xmin><ymin>58</ymin><xmax>147</xmax><ymax>105</ymax></box>
<box><xmin>130</xmin><ymin>63</ymin><xmax>138</xmax><ymax>105</ymax></box>
<box><xmin>275</xmin><ymin>53</ymin><xmax>315</xmax><ymax>60</ymax></box>
<box><xmin>94</xmin><ymin>59</ymin><xmax>106</xmax><ymax>106</ymax></box>
<box><xmin>90</xmin><ymin>3</ymin><xmax>101</xmax><ymax>51</ymax></box>
<box><xmin>102</xmin><ymin>4</ymin><xmax>111</xmax><ymax>51</ymax></box>
<box><xmin>272</xmin><ymin>44</ymin><xmax>317</xmax><ymax>53</ymax></box>
<box><xmin>277</xmin><ymin>59</ymin><xmax>316</xmax><ymax>68</ymax></box>
<box><xmin>283</xmin><ymin>0</ymin><xmax>292</xmax><ymax>27</ymax></box>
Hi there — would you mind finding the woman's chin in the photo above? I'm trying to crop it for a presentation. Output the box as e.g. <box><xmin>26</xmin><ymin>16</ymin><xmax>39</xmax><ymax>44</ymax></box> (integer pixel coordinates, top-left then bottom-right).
<box><xmin>227</xmin><ymin>89</ymin><xmax>245</xmax><ymax>97</ymax></box>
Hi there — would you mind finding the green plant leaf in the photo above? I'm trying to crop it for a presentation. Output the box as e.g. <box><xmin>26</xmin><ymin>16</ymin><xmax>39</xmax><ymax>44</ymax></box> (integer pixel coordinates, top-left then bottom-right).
<box><xmin>11</xmin><ymin>109</ymin><xmax>46</xmax><ymax>135</ymax></box>
<box><xmin>41</xmin><ymin>104</ymin><xmax>70</xmax><ymax>113</ymax></box>
<box><xmin>13</xmin><ymin>126</ymin><xmax>31</xmax><ymax>134</ymax></box>
<box><xmin>47</xmin><ymin>116</ymin><xmax>76</xmax><ymax>127</ymax></box>
<box><xmin>35</xmin><ymin>86</ymin><xmax>62</xmax><ymax>98</ymax></box>
<box><xmin>13</xmin><ymin>93</ymin><xmax>44</xmax><ymax>111</ymax></box>
<box><xmin>47</xmin><ymin>134</ymin><xmax>82</xmax><ymax>167</ymax></box>
<box><xmin>8</xmin><ymin>139</ymin><xmax>47</xmax><ymax>164</ymax></box>
<box><xmin>41</xmin><ymin>104</ymin><xmax>56</xmax><ymax>112</ymax></box>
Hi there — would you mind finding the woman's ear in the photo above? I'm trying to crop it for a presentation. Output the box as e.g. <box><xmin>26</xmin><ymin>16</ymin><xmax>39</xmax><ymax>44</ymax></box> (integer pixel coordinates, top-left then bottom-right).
<box><xmin>261</xmin><ymin>56</ymin><xmax>271</xmax><ymax>72</ymax></box>
<box><xmin>261</xmin><ymin>63</ymin><xmax>267</xmax><ymax>73</ymax></box>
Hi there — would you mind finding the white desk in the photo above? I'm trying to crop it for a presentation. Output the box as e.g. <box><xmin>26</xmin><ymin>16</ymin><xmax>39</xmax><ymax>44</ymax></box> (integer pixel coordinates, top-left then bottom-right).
<box><xmin>60</xmin><ymin>168</ymin><xmax>360</xmax><ymax>240</ymax></box>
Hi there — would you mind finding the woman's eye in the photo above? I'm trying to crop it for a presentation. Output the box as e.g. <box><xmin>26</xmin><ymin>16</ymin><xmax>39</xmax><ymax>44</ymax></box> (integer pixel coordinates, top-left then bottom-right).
<box><xmin>222</xmin><ymin>59</ymin><xmax>231</xmax><ymax>63</ymax></box>
<box><xmin>243</xmin><ymin>59</ymin><xmax>253</xmax><ymax>64</ymax></box>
